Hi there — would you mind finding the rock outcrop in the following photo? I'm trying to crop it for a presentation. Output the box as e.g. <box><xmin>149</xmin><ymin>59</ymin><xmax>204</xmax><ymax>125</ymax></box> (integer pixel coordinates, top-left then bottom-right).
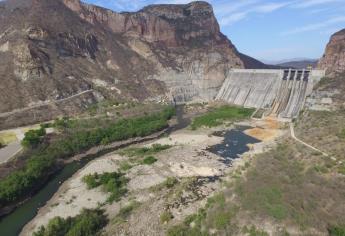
<box><xmin>318</xmin><ymin>29</ymin><xmax>345</xmax><ymax>75</ymax></box>
<box><xmin>0</xmin><ymin>0</ymin><xmax>271</xmax><ymax>128</ymax></box>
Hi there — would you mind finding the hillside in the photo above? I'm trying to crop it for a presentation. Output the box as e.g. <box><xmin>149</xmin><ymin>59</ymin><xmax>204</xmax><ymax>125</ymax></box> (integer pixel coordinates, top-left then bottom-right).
<box><xmin>0</xmin><ymin>0</ymin><xmax>270</xmax><ymax>129</ymax></box>
<box><xmin>276</xmin><ymin>59</ymin><xmax>318</xmax><ymax>69</ymax></box>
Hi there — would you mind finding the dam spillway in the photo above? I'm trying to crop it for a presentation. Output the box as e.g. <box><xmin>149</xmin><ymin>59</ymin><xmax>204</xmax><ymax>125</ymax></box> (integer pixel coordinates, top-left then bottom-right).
<box><xmin>215</xmin><ymin>69</ymin><xmax>325</xmax><ymax>119</ymax></box>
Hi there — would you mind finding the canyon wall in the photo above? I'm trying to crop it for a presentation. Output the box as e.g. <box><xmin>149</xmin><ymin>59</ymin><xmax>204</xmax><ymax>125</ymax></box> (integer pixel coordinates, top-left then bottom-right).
<box><xmin>318</xmin><ymin>29</ymin><xmax>345</xmax><ymax>75</ymax></box>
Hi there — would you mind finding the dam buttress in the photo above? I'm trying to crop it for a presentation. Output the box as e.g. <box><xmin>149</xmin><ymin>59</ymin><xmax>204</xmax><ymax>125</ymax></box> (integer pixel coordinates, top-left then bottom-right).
<box><xmin>215</xmin><ymin>69</ymin><xmax>325</xmax><ymax>119</ymax></box>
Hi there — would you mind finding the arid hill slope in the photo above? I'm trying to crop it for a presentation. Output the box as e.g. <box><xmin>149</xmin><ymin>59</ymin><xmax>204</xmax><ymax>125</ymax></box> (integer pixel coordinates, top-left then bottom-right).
<box><xmin>0</xmin><ymin>0</ymin><xmax>269</xmax><ymax>128</ymax></box>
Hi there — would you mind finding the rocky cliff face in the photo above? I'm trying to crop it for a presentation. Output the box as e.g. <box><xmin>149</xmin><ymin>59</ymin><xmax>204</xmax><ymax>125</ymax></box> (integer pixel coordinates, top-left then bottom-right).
<box><xmin>0</xmin><ymin>0</ymin><xmax>268</xmax><ymax>128</ymax></box>
<box><xmin>318</xmin><ymin>29</ymin><xmax>345</xmax><ymax>75</ymax></box>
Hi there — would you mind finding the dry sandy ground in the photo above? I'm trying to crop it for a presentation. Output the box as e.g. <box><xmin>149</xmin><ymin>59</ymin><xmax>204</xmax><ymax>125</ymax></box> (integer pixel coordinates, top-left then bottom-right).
<box><xmin>21</xmin><ymin>119</ymin><xmax>285</xmax><ymax>236</ymax></box>
<box><xmin>21</xmin><ymin>130</ymin><xmax>226</xmax><ymax>235</ymax></box>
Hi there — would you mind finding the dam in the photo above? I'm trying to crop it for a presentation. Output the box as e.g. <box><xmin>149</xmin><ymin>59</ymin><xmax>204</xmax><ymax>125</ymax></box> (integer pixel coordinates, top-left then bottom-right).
<box><xmin>215</xmin><ymin>69</ymin><xmax>325</xmax><ymax>119</ymax></box>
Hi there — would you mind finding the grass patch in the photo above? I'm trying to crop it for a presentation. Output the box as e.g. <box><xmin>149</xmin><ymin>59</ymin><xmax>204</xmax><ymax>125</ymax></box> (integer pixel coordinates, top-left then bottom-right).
<box><xmin>142</xmin><ymin>156</ymin><xmax>157</xmax><ymax>165</ymax></box>
<box><xmin>33</xmin><ymin>208</ymin><xmax>107</xmax><ymax>236</ymax></box>
<box><xmin>243</xmin><ymin>226</ymin><xmax>269</xmax><ymax>236</ymax></box>
<box><xmin>191</xmin><ymin>105</ymin><xmax>254</xmax><ymax>130</ymax></box>
<box><xmin>160</xmin><ymin>210</ymin><xmax>174</xmax><ymax>223</ymax></box>
<box><xmin>82</xmin><ymin>172</ymin><xmax>128</xmax><ymax>203</ymax></box>
<box><xmin>112</xmin><ymin>201</ymin><xmax>141</xmax><ymax>225</ymax></box>
<box><xmin>118</xmin><ymin>144</ymin><xmax>172</xmax><ymax>157</ymax></box>
<box><xmin>0</xmin><ymin>132</ymin><xmax>17</xmax><ymax>145</ymax></box>
<box><xmin>119</xmin><ymin>162</ymin><xmax>133</xmax><ymax>172</ymax></box>
<box><xmin>149</xmin><ymin>177</ymin><xmax>179</xmax><ymax>192</ymax></box>
<box><xmin>337</xmin><ymin>128</ymin><xmax>345</xmax><ymax>139</ymax></box>
<box><xmin>167</xmin><ymin>192</ymin><xmax>239</xmax><ymax>235</ymax></box>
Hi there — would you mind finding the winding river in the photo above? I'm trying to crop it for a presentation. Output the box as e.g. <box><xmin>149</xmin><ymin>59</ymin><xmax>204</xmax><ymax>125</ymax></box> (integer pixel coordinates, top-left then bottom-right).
<box><xmin>0</xmin><ymin>107</ymin><xmax>259</xmax><ymax>236</ymax></box>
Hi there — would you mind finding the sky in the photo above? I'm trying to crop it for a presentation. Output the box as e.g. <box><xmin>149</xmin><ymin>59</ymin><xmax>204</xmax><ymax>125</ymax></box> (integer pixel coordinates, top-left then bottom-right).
<box><xmin>83</xmin><ymin>0</ymin><xmax>345</xmax><ymax>62</ymax></box>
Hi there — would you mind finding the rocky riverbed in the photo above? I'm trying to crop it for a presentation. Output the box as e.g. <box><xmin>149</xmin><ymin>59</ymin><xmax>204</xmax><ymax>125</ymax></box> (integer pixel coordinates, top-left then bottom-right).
<box><xmin>21</xmin><ymin>118</ymin><xmax>285</xmax><ymax>236</ymax></box>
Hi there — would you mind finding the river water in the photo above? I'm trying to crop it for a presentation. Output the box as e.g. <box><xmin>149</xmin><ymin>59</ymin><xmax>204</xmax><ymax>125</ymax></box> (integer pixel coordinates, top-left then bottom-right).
<box><xmin>0</xmin><ymin>108</ymin><xmax>259</xmax><ymax>236</ymax></box>
<box><xmin>208</xmin><ymin>126</ymin><xmax>260</xmax><ymax>164</ymax></box>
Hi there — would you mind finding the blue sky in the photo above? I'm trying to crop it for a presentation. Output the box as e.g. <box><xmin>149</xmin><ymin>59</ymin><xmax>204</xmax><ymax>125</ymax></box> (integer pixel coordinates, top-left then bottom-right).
<box><xmin>83</xmin><ymin>0</ymin><xmax>345</xmax><ymax>62</ymax></box>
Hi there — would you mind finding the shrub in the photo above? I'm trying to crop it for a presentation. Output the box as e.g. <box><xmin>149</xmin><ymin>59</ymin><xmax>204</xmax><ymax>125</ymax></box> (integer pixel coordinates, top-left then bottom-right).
<box><xmin>21</xmin><ymin>127</ymin><xmax>46</xmax><ymax>148</ymax></box>
<box><xmin>328</xmin><ymin>225</ymin><xmax>345</xmax><ymax>236</ymax></box>
<box><xmin>82</xmin><ymin>172</ymin><xmax>128</xmax><ymax>203</ymax></box>
<box><xmin>33</xmin><ymin>208</ymin><xmax>107</xmax><ymax>236</ymax></box>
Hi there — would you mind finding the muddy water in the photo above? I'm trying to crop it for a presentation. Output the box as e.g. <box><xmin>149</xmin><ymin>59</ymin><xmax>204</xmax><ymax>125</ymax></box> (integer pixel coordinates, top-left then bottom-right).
<box><xmin>208</xmin><ymin>126</ymin><xmax>260</xmax><ymax>164</ymax></box>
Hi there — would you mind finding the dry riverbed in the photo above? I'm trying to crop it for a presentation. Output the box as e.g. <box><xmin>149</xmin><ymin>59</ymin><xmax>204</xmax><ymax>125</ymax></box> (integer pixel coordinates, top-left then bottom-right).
<box><xmin>21</xmin><ymin>118</ymin><xmax>285</xmax><ymax>236</ymax></box>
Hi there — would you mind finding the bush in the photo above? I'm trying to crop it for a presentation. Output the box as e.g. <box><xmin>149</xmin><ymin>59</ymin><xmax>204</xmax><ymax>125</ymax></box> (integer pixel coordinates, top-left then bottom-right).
<box><xmin>82</xmin><ymin>172</ymin><xmax>128</xmax><ymax>203</ymax></box>
<box><xmin>328</xmin><ymin>225</ymin><xmax>345</xmax><ymax>236</ymax></box>
<box><xmin>21</xmin><ymin>127</ymin><xmax>46</xmax><ymax>148</ymax></box>
<box><xmin>33</xmin><ymin>208</ymin><xmax>107</xmax><ymax>236</ymax></box>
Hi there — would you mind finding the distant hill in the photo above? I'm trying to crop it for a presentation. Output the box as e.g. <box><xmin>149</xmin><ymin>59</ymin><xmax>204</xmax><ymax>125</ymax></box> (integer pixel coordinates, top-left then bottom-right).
<box><xmin>276</xmin><ymin>60</ymin><xmax>318</xmax><ymax>69</ymax></box>
<box><xmin>238</xmin><ymin>53</ymin><xmax>283</xmax><ymax>69</ymax></box>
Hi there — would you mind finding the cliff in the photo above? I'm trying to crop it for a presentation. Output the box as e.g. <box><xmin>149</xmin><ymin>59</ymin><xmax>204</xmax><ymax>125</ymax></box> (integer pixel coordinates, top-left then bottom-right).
<box><xmin>0</xmin><ymin>0</ymin><xmax>268</xmax><ymax>128</ymax></box>
<box><xmin>318</xmin><ymin>29</ymin><xmax>345</xmax><ymax>75</ymax></box>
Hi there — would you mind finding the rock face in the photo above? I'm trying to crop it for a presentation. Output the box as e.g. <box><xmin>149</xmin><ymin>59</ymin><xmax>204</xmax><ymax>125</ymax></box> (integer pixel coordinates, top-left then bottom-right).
<box><xmin>0</xmin><ymin>0</ymin><xmax>270</xmax><ymax>128</ymax></box>
<box><xmin>318</xmin><ymin>29</ymin><xmax>345</xmax><ymax>74</ymax></box>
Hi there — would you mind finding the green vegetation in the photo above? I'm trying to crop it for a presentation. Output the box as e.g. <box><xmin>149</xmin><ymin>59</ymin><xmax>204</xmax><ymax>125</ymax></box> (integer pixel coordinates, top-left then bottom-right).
<box><xmin>168</xmin><ymin>192</ymin><xmax>239</xmax><ymax>235</ymax></box>
<box><xmin>112</xmin><ymin>201</ymin><xmax>141</xmax><ymax>225</ymax></box>
<box><xmin>142</xmin><ymin>156</ymin><xmax>157</xmax><ymax>165</ymax></box>
<box><xmin>0</xmin><ymin>107</ymin><xmax>174</xmax><ymax>207</ymax></box>
<box><xmin>160</xmin><ymin>210</ymin><xmax>174</xmax><ymax>223</ymax></box>
<box><xmin>337</xmin><ymin>128</ymin><xmax>345</xmax><ymax>139</ymax></box>
<box><xmin>0</xmin><ymin>132</ymin><xmax>17</xmax><ymax>145</ymax></box>
<box><xmin>82</xmin><ymin>172</ymin><xmax>128</xmax><ymax>203</ymax></box>
<box><xmin>191</xmin><ymin>105</ymin><xmax>254</xmax><ymax>130</ymax></box>
<box><xmin>118</xmin><ymin>144</ymin><xmax>172</xmax><ymax>157</ymax></box>
<box><xmin>328</xmin><ymin>225</ymin><xmax>345</xmax><ymax>236</ymax></box>
<box><xmin>118</xmin><ymin>144</ymin><xmax>171</xmax><ymax>171</ymax></box>
<box><xmin>21</xmin><ymin>126</ymin><xmax>46</xmax><ymax>148</ymax></box>
<box><xmin>149</xmin><ymin>177</ymin><xmax>179</xmax><ymax>192</ymax></box>
<box><xmin>33</xmin><ymin>208</ymin><xmax>107</xmax><ymax>236</ymax></box>
<box><xmin>243</xmin><ymin>226</ymin><xmax>269</xmax><ymax>236</ymax></box>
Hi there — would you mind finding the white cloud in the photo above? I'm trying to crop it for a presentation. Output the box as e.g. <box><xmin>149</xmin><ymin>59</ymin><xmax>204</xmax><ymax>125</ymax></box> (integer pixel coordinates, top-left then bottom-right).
<box><xmin>292</xmin><ymin>0</ymin><xmax>344</xmax><ymax>8</ymax></box>
<box><xmin>282</xmin><ymin>16</ymin><xmax>345</xmax><ymax>35</ymax></box>
<box><xmin>217</xmin><ymin>1</ymin><xmax>291</xmax><ymax>26</ymax></box>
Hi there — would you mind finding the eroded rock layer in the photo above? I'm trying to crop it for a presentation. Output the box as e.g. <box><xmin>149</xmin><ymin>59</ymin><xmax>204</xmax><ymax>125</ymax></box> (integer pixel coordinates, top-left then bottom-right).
<box><xmin>318</xmin><ymin>29</ymin><xmax>345</xmax><ymax>75</ymax></box>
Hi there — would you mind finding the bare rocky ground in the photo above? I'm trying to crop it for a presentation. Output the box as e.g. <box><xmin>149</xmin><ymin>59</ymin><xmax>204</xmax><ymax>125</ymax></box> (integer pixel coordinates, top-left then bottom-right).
<box><xmin>21</xmin><ymin>116</ymin><xmax>284</xmax><ymax>236</ymax></box>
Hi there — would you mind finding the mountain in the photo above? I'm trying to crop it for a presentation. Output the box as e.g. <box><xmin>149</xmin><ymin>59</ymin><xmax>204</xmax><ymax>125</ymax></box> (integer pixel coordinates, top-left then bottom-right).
<box><xmin>238</xmin><ymin>53</ymin><xmax>282</xmax><ymax>69</ymax></box>
<box><xmin>318</xmin><ymin>29</ymin><xmax>345</xmax><ymax>75</ymax></box>
<box><xmin>0</xmin><ymin>0</ymin><xmax>269</xmax><ymax>128</ymax></box>
<box><xmin>276</xmin><ymin>59</ymin><xmax>318</xmax><ymax>69</ymax></box>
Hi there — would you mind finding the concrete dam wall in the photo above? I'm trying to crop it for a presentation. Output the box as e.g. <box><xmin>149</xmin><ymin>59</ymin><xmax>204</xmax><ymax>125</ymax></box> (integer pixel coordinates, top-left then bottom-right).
<box><xmin>215</xmin><ymin>69</ymin><xmax>325</xmax><ymax>119</ymax></box>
